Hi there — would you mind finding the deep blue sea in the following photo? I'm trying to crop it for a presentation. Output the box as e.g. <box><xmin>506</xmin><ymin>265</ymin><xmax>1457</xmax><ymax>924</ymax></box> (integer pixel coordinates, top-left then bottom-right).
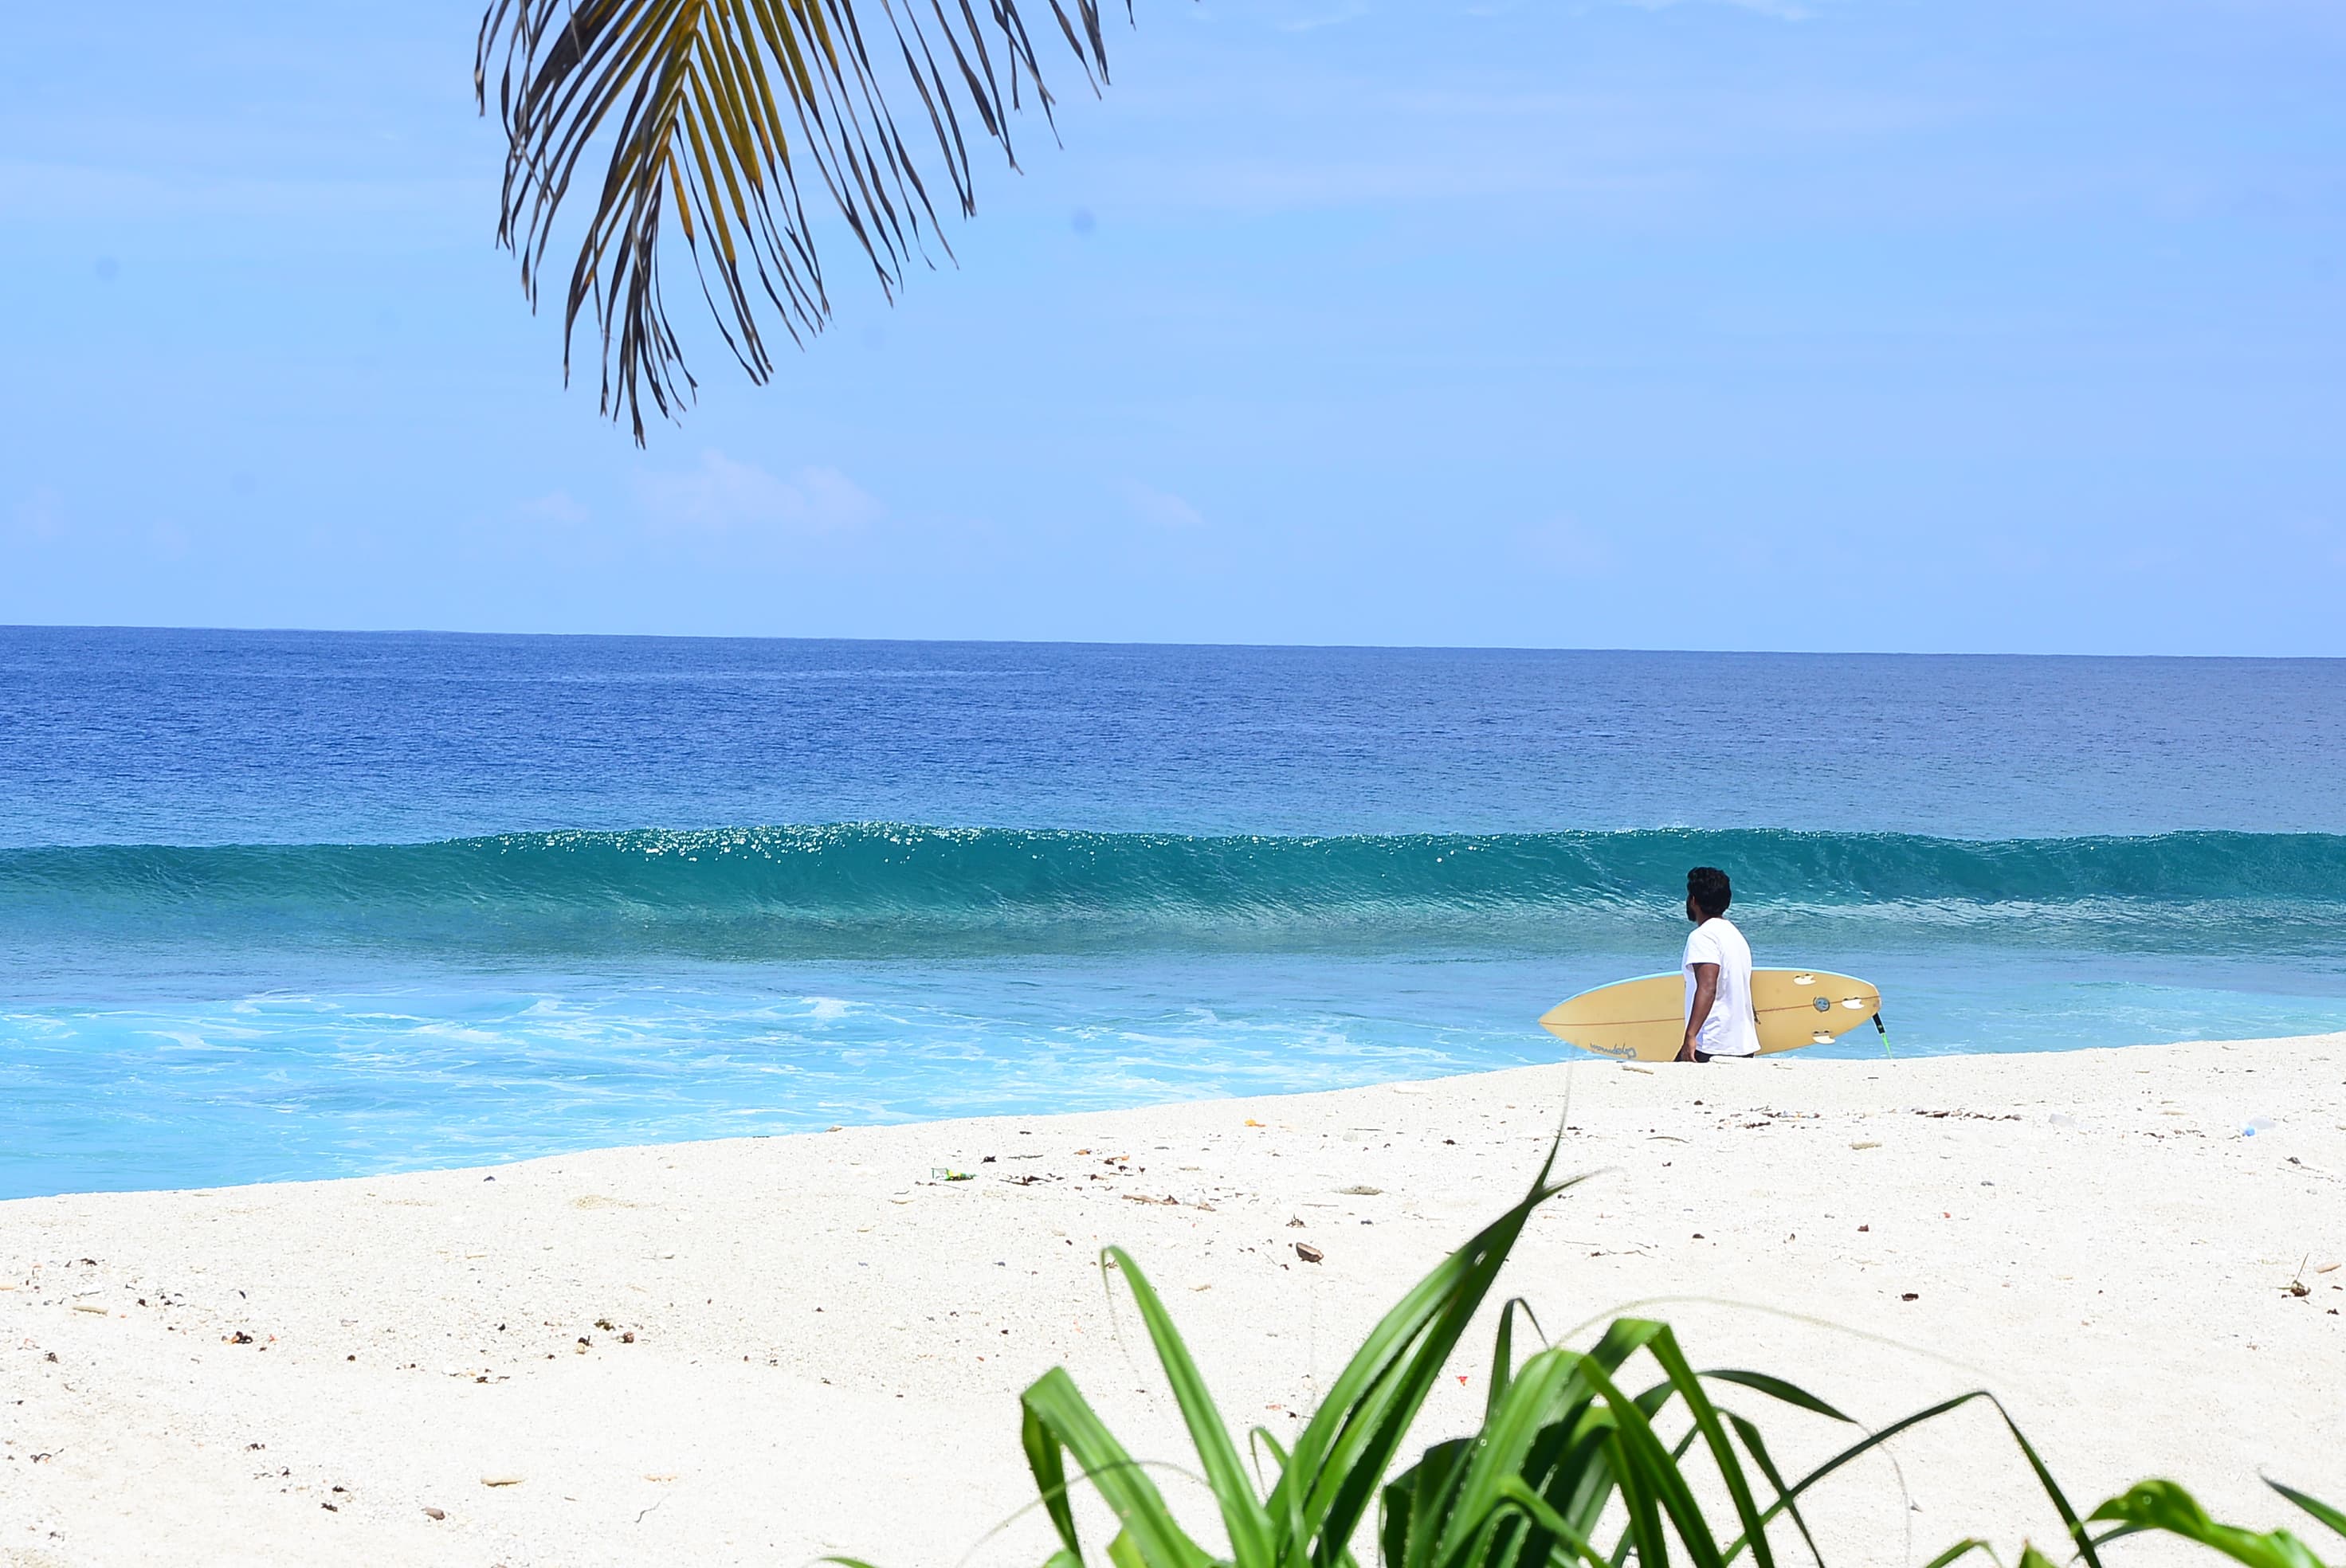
<box><xmin>4</xmin><ymin>626</ymin><xmax>2344</xmax><ymax>1199</ymax></box>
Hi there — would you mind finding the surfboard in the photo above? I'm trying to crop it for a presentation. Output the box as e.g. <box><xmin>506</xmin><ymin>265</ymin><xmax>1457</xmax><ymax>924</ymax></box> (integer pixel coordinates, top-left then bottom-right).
<box><xmin>1538</xmin><ymin>969</ymin><xmax>1882</xmax><ymax>1064</ymax></box>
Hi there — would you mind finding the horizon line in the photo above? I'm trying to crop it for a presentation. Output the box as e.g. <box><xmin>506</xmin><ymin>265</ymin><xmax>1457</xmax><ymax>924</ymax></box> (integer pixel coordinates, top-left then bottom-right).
<box><xmin>2</xmin><ymin>620</ymin><xmax>2340</xmax><ymax>663</ymax></box>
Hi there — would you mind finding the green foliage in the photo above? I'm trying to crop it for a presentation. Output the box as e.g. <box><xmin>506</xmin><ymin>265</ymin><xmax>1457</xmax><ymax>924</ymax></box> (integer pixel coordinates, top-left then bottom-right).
<box><xmin>861</xmin><ymin>1148</ymin><xmax>2341</xmax><ymax>1567</ymax></box>
<box><xmin>2084</xmin><ymin>1480</ymin><xmax>2342</xmax><ymax>1568</ymax></box>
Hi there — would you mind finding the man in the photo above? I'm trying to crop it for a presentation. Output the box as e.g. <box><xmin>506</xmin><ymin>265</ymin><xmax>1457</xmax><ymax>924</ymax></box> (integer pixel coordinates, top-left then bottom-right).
<box><xmin>1677</xmin><ymin>865</ymin><xmax>1759</xmax><ymax>1063</ymax></box>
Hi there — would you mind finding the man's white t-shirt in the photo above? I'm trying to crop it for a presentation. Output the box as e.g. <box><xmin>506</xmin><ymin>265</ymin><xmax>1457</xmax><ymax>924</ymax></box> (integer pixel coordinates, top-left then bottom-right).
<box><xmin>1683</xmin><ymin>916</ymin><xmax>1760</xmax><ymax>1057</ymax></box>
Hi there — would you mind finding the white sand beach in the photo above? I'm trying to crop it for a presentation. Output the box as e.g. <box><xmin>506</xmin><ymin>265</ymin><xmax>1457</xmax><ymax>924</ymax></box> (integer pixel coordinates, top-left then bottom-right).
<box><xmin>5</xmin><ymin>1036</ymin><xmax>2343</xmax><ymax>1566</ymax></box>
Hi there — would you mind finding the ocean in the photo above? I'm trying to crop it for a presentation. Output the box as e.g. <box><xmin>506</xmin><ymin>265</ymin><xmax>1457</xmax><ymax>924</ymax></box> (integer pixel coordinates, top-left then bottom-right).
<box><xmin>4</xmin><ymin>626</ymin><xmax>2343</xmax><ymax>1199</ymax></box>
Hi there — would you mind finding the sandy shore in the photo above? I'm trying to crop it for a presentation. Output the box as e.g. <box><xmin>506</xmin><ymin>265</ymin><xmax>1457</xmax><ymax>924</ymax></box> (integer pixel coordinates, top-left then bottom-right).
<box><xmin>4</xmin><ymin>1035</ymin><xmax>2343</xmax><ymax>1566</ymax></box>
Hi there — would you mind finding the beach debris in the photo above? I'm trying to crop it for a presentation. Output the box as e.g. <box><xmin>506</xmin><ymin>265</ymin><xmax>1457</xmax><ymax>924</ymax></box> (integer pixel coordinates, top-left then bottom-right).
<box><xmin>481</xmin><ymin>1475</ymin><xmax>524</xmax><ymax>1488</ymax></box>
<box><xmin>1243</xmin><ymin>1119</ymin><xmax>1265</xmax><ymax>1128</ymax></box>
<box><xmin>1901</xmin><ymin>1292</ymin><xmax>1920</xmax><ymax>1302</ymax></box>
<box><xmin>621</xmin><ymin>1331</ymin><xmax>636</xmax><ymax>1343</ymax></box>
<box><xmin>1338</xmin><ymin>1185</ymin><xmax>1383</xmax><ymax>1196</ymax></box>
<box><xmin>70</xmin><ymin>1304</ymin><xmax>107</xmax><ymax>1315</ymax></box>
<box><xmin>1850</xmin><ymin>1140</ymin><xmax>1882</xmax><ymax>1151</ymax></box>
<box><xmin>1621</xmin><ymin>1065</ymin><xmax>1654</xmax><ymax>1076</ymax></box>
<box><xmin>1286</xmin><ymin>1217</ymin><xmax>1304</xmax><ymax>1228</ymax></box>
<box><xmin>423</xmin><ymin>1507</ymin><xmax>446</xmax><ymax>1520</ymax></box>
<box><xmin>1294</xmin><ymin>1243</ymin><xmax>1324</xmax><ymax>1264</ymax></box>
<box><xmin>226</xmin><ymin>1331</ymin><xmax>254</xmax><ymax>1344</ymax></box>
<box><xmin>930</xmin><ymin>1167</ymin><xmax>975</xmax><ymax>1182</ymax></box>
<box><xmin>2242</xmin><ymin>1118</ymin><xmax>2276</xmax><ymax>1137</ymax></box>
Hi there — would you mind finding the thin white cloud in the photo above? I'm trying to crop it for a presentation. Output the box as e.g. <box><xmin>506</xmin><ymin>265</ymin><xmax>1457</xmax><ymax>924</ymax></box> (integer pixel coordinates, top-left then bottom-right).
<box><xmin>1124</xmin><ymin>483</ymin><xmax>1208</xmax><ymax>531</ymax></box>
<box><xmin>514</xmin><ymin>490</ymin><xmax>590</xmax><ymax>528</ymax></box>
<box><xmin>638</xmin><ymin>451</ymin><xmax>881</xmax><ymax>543</ymax></box>
<box><xmin>1277</xmin><ymin>2</ymin><xmax>1372</xmax><ymax>33</ymax></box>
<box><xmin>1614</xmin><ymin>0</ymin><xmax>1818</xmax><ymax>19</ymax></box>
<box><xmin>1517</xmin><ymin>515</ymin><xmax>1620</xmax><ymax>575</ymax></box>
<box><xmin>8</xmin><ymin>487</ymin><xmax>65</xmax><ymax>543</ymax></box>
<box><xmin>0</xmin><ymin>159</ymin><xmax>476</xmax><ymax>229</ymax></box>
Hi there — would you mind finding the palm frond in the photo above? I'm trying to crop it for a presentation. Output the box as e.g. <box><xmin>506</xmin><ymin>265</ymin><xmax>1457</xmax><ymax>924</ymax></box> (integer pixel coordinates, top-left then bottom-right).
<box><xmin>476</xmin><ymin>0</ymin><xmax>1124</xmax><ymax>441</ymax></box>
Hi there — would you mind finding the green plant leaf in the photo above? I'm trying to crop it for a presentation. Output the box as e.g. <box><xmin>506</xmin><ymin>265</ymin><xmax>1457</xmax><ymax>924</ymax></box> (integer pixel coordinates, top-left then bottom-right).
<box><xmin>1985</xmin><ymin>1397</ymin><xmax>2102</xmax><ymax>1568</ymax></box>
<box><xmin>1268</xmin><ymin>1152</ymin><xmax>1585</xmax><ymax>1562</ymax></box>
<box><xmin>2090</xmin><ymin>1481</ymin><xmax>2330</xmax><ymax>1568</ymax></box>
<box><xmin>2269</xmin><ymin>1480</ymin><xmax>2346</xmax><ymax>1545</ymax></box>
<box><xmin>1020</xmin><ymin>1365</ymin><xmax>1214</xmax><ymax>1568</ymax></box>
<box><xmin>1697</xmin><ymin>1369</ymin><xmax>1856</xmax><ymax>1425</ymax></box>
<box><xmin>1382</xmin><ymin>1436</ymin><xmax>1472</xmax><ymax>1568</ymax></box>
<box><xmin>1725</xmin><ymin>1413</ymin><xmax>1826</xmax><ymax>1568</ymax></box>
<box><xmin>1493</xmin><ymin>1476</ymin><xmax>1614</xmax><ymax>1568</ymax></box>
<box><xmin>1488</xmin><ymin>1297</ymin><xmax>1544</xmax><ymax>1424</ymax></box>
<box><xmin>1100</xmin><ymin>1244</ymin><xmax>1276</xmax><ymax>1568</ymax></box>
<box><xmin>1522</xmin><ymin>1332</ymin><xmax>1729</xmax><ymax>1568</ymax></box>
<box><xmin>1916</xmin><ymin>1539</ymin><xmax>1999</xmax><ymax>1568</ymax></box>
<box><xmin>1638</xmin><ymin>1324</ymin><xmax>1779</xmax><ymax>1568</ymax></box>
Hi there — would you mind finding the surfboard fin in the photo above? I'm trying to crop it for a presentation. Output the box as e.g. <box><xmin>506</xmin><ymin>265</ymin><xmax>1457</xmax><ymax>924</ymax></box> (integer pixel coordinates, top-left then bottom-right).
<box><xmin>1872</xmin><ymin>1011</ymin><xmax>1893</xmax><ymax>1060</ymax></box>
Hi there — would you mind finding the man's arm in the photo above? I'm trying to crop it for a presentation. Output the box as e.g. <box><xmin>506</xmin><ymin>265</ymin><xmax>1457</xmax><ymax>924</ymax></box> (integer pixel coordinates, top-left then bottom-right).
<box><xmin>1678</xmin><ymin>962</ymin><xmax>1720</xmax><ymax>1063</ymax></box>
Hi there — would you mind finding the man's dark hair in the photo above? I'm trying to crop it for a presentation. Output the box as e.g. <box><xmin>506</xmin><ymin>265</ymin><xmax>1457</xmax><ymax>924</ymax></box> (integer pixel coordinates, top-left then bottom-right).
<box><xmin>1687</xmin><ymin>865</ymin><xmax>1732</xmax><ymax>919</ymax></box>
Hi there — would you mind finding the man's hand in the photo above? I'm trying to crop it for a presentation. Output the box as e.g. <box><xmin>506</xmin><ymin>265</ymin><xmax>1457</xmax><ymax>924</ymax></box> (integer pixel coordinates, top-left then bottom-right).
<box><xmin>1681</xmin><ymin>962</ymin><xmax>1720</xmax><ymax>1064</ymax></box>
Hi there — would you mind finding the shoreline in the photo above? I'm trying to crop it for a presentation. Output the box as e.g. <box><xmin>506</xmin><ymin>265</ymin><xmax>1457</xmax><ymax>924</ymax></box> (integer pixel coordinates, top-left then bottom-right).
<box><xmin>19</xmin><ymin>1027</ymin><xmax>2346</xmax><ymax>1208</ymax></box>
<box><xmin>5</xmin><ymin>1033</ymin><xmax>2344</xmax><ymax>1565</ymax></box>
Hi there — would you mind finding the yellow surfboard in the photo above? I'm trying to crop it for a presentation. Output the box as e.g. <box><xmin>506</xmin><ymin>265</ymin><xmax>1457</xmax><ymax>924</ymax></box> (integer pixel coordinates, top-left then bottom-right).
<box><xmin>1539</xmin><ymin>969</ymin><xmax>1882</xmax><ymax>1064</ymax></box>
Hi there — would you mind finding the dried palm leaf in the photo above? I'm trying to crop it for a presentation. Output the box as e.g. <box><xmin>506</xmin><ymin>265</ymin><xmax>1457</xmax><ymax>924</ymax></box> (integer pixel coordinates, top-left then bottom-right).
<box><xmin>477</xmin><ymin>0</ymin><xmax>1122</xmax><ymax>439</ymax></box>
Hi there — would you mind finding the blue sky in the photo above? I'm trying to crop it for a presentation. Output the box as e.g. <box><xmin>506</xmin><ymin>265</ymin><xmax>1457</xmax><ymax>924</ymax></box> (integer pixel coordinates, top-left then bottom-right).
<box><xmin>2</xmin><ymin>1</ymin><xmax>2340</xmax><ymax>653</ymax></box>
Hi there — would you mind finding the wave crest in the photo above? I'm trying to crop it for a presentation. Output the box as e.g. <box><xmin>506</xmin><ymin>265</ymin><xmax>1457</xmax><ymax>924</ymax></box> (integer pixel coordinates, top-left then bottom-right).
<box><xmin>5</xmin><ymin>825</ymin><xmax>2339</xmax><ymax>958</ymax></box>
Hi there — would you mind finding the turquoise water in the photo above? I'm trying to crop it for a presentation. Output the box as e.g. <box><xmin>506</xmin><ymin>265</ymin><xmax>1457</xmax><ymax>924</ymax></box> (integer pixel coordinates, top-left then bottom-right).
<box><xmin>3</xmin><ymin>629</ymin><xmax>2343</xmax><ymax>1197</ymax></box>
